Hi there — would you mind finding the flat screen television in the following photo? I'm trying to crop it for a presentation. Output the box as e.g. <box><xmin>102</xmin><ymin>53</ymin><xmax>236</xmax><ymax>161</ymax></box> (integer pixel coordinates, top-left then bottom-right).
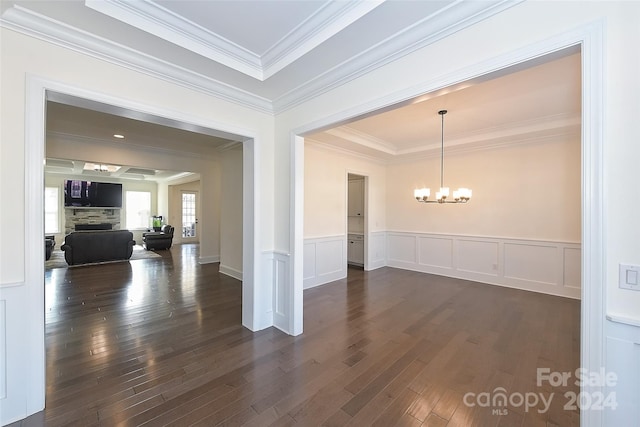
<box><xmin>64</xmin><ymin>180</ymin><xmax>122</xmax><ymax>208</ymax></box>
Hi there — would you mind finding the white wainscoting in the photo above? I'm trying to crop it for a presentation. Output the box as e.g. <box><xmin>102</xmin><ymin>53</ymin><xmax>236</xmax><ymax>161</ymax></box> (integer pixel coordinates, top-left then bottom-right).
<box><xmin>304</xmin><ymin>235</ymin><xmax>347</xmax><ymax>289</ymax></box>
<box><xmin>0</xmin><ymin>299</ymin><xmax>6</xmax><ymax>400</ymax></box>
<box><xmin>0</xmin><ymin>282</ymin><xmax>31</xmax><ymax>425</ymax></box>
<box><xmin>266</xmin><ymin>251</ymin><xmax>290</xmax><ymax>332</ymax></box>
<box><xmin>386</xmin><ymin>231</ymin><xmax>581</xmax><ymax>299</ymax></box>
<box><xmin>367</xmin><ymin>231</ymin><xmax>386</xmax><ymax>271</ymax></box>
<box><xmin>604</xmin><ymin>317</ymin><xmax>640</xmax><ymax>425</ymax></box>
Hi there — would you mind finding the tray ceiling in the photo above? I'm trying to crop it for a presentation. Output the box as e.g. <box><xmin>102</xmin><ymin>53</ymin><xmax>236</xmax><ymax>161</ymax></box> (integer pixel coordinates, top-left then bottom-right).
<box><xmin>4</xmin><ymin>1</ymin><xmax>580</xmax><ymax>170</ymax></box>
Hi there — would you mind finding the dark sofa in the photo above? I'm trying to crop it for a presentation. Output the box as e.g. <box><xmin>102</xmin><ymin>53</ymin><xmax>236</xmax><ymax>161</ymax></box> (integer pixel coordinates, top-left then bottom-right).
<box><xmin>61</xmin><ymin>230</ymin><xmax>135</xmax><ymax>266</ymax></box>
<box><xmin>142</xmin><ymin>224</ymin><xmax>174</xmax><ymax>250</ymax></box>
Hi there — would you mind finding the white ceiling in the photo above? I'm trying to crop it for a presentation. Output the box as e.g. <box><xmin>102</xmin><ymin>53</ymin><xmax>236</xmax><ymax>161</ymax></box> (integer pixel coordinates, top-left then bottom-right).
<box><xmin>307</xmin><ymin>50</ymin><xmax>581</xmax><ymax>162</ymax></box>
<box><xmin>2</xmin><ymin>0</ymin><xmax>581</xmax><ymax>178</ymax></box>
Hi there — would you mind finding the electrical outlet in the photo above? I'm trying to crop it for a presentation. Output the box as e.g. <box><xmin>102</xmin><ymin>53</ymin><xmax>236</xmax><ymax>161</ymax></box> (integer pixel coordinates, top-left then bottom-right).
<box><xmin>619</xmin><ymin>264</ymin><xmax>640</xmax><ymax>291</ymax></box>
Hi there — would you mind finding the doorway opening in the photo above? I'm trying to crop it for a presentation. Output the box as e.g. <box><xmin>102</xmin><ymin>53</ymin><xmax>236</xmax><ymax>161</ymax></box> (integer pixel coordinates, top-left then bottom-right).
<box><xmin>292</xmin><ymin>31</ymin><xmax>604</xmax><ymax>427</ymax></box>
<box><xmin>21</xmin><ymin>78</ymin><xmax>265</xmax><ymax>417</ymax></box>
<box><xmin>347</xmin><ymin>173</ymin><xmax>366</xmax><ymax>272</ymax></box>
<box><xmin>181</xmin><ymin>191</ymin><xmax>198</xmax><ymax>240</ymax></box>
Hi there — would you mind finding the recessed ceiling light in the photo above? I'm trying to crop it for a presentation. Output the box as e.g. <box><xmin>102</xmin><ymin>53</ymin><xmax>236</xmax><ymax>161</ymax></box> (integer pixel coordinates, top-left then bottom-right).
<box><xmin>113</xmin><ymin>134</ymin><xmax>125</xmax><ymax>139</ymax></box>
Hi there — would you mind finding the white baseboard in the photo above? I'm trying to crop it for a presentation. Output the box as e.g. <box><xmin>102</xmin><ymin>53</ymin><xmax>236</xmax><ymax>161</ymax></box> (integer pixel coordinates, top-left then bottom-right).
<box><xmin>198</xmin><ymin>255</ymin><xmax>220</xmax><ymax>264</ymax></box>
<box><xmin>219</xmin><ymin>264</ymin><xmax>243</xmax><ymax>281</ymax></box>
<box><xmin>366</xmin><ymin>259</ymin><xmax>386</xmax><ymax>271</ymax></box>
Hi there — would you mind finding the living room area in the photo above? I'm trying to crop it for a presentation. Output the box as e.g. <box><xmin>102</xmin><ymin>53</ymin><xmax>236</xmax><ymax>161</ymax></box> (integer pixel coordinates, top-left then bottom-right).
<box><xmin>44</xmin><ymin>100</ymin><xmax>246</xmax><ymax>275</ymax></box>
<box><xmin>44</xmin><ymin>172</ymin><xmax>184</xmax><ymax>270</ymax></box>
<box><xmin>44</xmin><ymin>170</ymin><xmax>190</xmax><ymax>269</ymax></box>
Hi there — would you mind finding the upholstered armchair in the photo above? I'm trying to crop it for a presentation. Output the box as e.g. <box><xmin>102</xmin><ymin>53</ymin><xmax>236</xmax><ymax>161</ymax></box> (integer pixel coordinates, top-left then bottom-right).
<box><xmin>45</xmin><ymin>235</ymin><xmax>55</xmax><ymax>261</ymax></box>
<box><xmin>142</xmin><ymin>224</ymin><xmax>174</xmax><ymax>250</ymax></box>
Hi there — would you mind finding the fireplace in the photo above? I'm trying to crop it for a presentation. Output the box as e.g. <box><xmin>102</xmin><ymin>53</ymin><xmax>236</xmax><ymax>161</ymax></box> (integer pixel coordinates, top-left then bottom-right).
<box><xmin>75</xmin><ymin>223</ymin><xmax>113</xmax><ymax>231</ymax></box>
<box><xmin>64</xmin><ymin>208</ymin><xmax>120</xmax><ymax>234</ymax></box>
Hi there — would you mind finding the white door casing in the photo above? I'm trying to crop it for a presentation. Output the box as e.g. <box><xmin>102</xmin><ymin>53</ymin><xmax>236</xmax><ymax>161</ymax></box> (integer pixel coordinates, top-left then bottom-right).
<box><xmin>0</xmin><ymin>75</ymin><xmax>267</xmax><ymax>425</ymax></box>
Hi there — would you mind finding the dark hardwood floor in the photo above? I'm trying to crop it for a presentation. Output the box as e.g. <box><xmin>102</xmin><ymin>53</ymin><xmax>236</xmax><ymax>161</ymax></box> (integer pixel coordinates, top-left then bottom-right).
<box><xmin>14</xmin><ymin>244</ymin><xmax>580</xmax><ymax>426</ymax></box>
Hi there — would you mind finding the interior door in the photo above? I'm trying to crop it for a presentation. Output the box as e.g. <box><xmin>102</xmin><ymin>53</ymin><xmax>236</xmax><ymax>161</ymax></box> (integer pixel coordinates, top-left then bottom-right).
<box><xmin>181</xmin><ymin>191</ymin><xmax>199</xmax><ymax>243</ymax></box>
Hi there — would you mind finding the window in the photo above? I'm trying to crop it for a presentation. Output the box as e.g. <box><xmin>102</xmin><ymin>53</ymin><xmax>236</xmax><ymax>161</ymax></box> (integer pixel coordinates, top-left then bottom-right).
<box><xmin>125</xmin><ymin>191</ymin><xmax>151</xmax><ymax>229</ymax></box>
<box><xmin>44</xmin><ymin>186</ymin><xmax>59</xmax><ymax>233</ymax></box>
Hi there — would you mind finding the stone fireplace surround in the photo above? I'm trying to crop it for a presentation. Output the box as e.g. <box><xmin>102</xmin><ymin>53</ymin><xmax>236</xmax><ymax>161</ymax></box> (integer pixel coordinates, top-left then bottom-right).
<box><xmin>64</xmin><ymin>208</ymin><xmax>121</xmax><ymax>235</ymax></box>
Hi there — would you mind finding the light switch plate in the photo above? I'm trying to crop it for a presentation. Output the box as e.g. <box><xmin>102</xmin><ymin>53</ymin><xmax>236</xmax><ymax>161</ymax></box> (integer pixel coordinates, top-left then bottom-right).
<box><xmin>619</xmin><ymin>264</ymin><xmax>640</xmax><ymax>291</ymax></box>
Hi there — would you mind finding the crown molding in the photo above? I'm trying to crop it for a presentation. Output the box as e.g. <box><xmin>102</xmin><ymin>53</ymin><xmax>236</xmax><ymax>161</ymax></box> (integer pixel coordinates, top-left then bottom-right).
<box><xmin>87</xmin><ymin>0</ymin><xmax>384</xmax><ymax>81</ymax></box>
<box><xmin>272</xmin><ymin>0</ymin><xmax>524</xmax><ymax>113</ymax></box>
<box><xmin>216</xmin><ymin>140</ymin><xmax>243</xmax><ymax>152</ymax></box>
<box><xmin>0</xmin><ymin>5</ymin><xmax>273</xmax><ymax>113</ymax></box>
<box><xmin>308</xmin><ymin>113</ymin><xmax>580</xmax><ymax>164</ymax></box>
<box><xmin>387</xmin><ymin>117</ymin><xmax>581</xmax><ymax>164</ymax></box>
<box><xmin>260</xmin><ymin>0</ymin><xmax>384</xmax><ymax>80</ymax></box>
<box><xmin>304</xmin><ymin>137</ymin><xmax>388</xmax><ymax>165</ymax></box>
<box><xmin>325</xmin><ymin>126</ymin><xmax>396</xmax><ymax>155</ymax></box>
<box><xmin>159</xmin><ymin>171</ymin><xmax>200</xmax><ymax>184</ymax></box>
<box><xmin>395</xmin><ymin>113</ymin><xmax>581</xmax><ymax>156</ymax></box>
<box><xmin>1</xmin><ymin>1</ymin><xmax>523</xmax><ymax>116</ymax></box>
<box><xmin>85</xmin><ymin>0</ymin><xmax>264</xmax><ymax>79</ymax></box>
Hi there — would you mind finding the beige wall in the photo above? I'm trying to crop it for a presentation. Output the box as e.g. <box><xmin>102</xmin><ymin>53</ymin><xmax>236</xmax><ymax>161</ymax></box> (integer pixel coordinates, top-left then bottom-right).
<box><xmin>305</xmin><ymin>134</ymin><xmax>580</xmax><ymax>243</ymax></box>
<box><xmin>220</xmin><ymin>148</ymin><xmax>243</xmax><ymax>275</ymax></box>
<box><xmin>386</xmin><ymin>134</ymin><xmax>581</xmax><ymax>241</ymax></box>
<box><xmin>304</xmin><ymin>142</ymin><xmax>386</xmax><ymax>238</ymax></box>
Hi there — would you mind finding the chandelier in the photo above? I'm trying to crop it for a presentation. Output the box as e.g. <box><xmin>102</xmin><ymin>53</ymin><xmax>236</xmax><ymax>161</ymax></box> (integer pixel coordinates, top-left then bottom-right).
<box><xmin>83</xmin><ymin>162</ymin><xmax>121</xmax><ymax>173</ymax></box>
<box><xmin>414</xmin><ymin>110</ymin><xmax>472</xmax><ymax>204</ymax></box>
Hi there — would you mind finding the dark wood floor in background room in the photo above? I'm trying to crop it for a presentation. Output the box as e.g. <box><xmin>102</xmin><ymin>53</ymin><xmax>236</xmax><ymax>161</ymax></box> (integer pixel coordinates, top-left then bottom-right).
<box><xmin>15</xmin><ymin>244</ymin><xmax>579</xmax><ymax>426</ymax></box>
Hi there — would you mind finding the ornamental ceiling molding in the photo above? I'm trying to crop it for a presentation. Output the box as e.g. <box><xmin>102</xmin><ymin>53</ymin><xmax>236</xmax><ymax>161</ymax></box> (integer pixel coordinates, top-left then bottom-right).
<box><xmin>271</xmin><ymin>0</ymin><xmax>524</xmax><ymax>112</ymax></box>
<box><xmin>1</xmin><ymin>1</ymin><xmax>522</xmax><ymax>115</ymax></box>
<box><xmin>85</xmin><ymin>0</ymin><xmax>385</xmax><ymax>81</ymax></box>
<box><xmin>312</xmin><ymin>113</ymin><xmax>581</xmax><ymax>164</ymax></box>
<box><xmin>0</xmin><ymin>5</ymin><xmax>273</xmax><ymax>113</ymax></box>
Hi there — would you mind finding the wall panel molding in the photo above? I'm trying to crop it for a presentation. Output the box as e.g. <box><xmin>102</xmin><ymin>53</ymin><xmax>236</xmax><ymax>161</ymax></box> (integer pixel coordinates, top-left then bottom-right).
<box><xmin>604</xmin><ymin>319</ymin><xmax>640</xmax><ymax>425</ymax></box>
<box><xmin>305</xmin><ymin>231</ymin><xmax>581</xmax><ymax>299</ymax></box>
<box><xmin>387</xmin><ymin>231</ymin><xmax>581</xmax><ymax>299</ymax></box>
<box><xmin>367</xmin><ymin>231</ymin><xmax>386</xmax><ymax>270</ymax></box>
<box><xmin>266</xmin><ymin>251</ymin><xmax>289</xmax><ymax>333</ymax></box>
<box><xmin>0</xmin><ymin>300</ymin><xmax>6</xmax><ymax>400</ymax></box>
<box><xmin>303</xmin><ymin>235</ymin><xmax>346</xmax><ymax>289</ymax></box>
